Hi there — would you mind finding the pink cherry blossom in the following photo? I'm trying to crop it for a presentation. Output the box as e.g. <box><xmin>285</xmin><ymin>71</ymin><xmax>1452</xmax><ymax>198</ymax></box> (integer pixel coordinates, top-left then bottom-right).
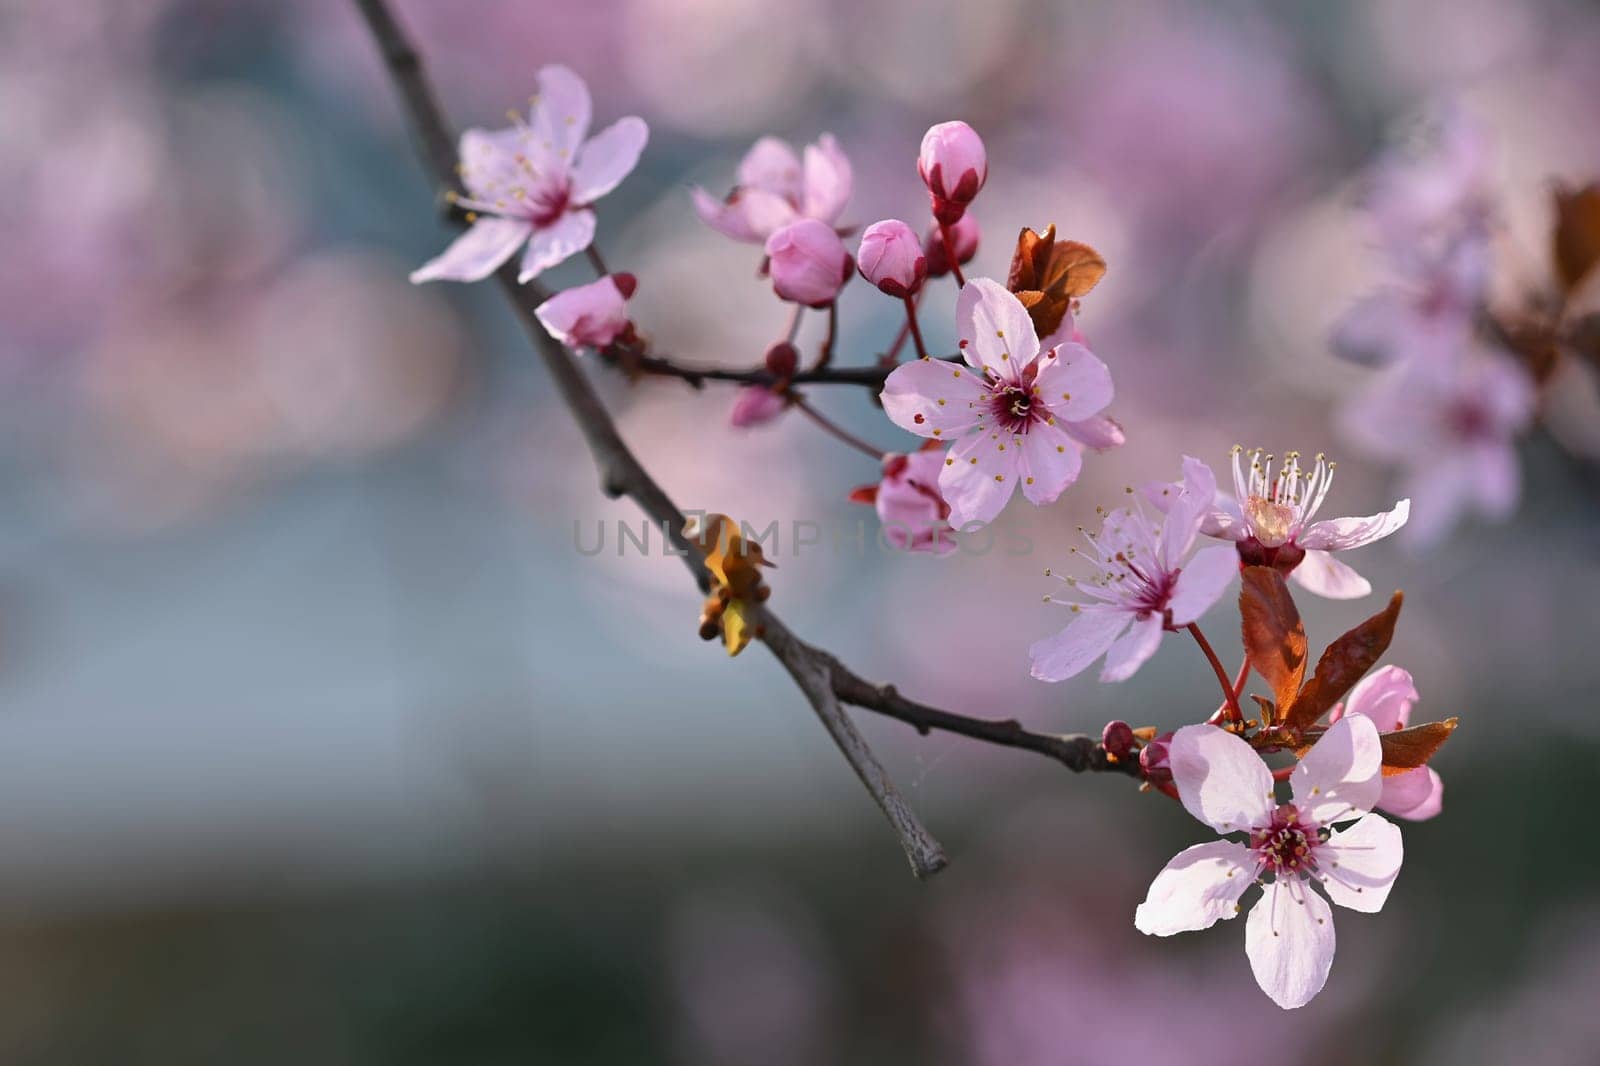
<box><xmin>410</xmin><ymin>66</ymin><xmax>648</xmax><ymax>286</ymax></box>
<box><xmin>1328</xmin><ymin>665</ymin><xmax>1443</xmax><ymax>821</ymax></box>
<box><xmin>880</xmin><ymin>278</ymin><xmax>1115</xmax><ymax>526</ymax></box>
<box><xmin>1148</xmin><ymin>447</ymin><xmax>1409</xmax><ymax>600</ymax></box>
<box><xmin>856</xmin><ymin>219</ymin><xmax>926</xmax><ymax>298</ymax></box>
<box><xmin>849</xmin><ymin>448</ymin><xmax>957</xmax><ymax>555</ymax></box>
<box><xmin>925</xmin><ymin>215</ymin><xmax>979</xmax><ymax>278</ymax></box>
<box><xmin>691</xmin><ymin>134</ymin><xmax>852</xmax><ymax>244</ymax></box>
<box><xmin>1029</xmin><ymin>457</ymin><xmax>1239</xmax><ymax>684</ymax></box>
<box><xmin>765</xmin><ymin>219</ymin><xmax>852</xmax><ymax>307</ymax></box>
<box><xmin>729</xmin><ymin>385</ymin><xmax>788</xmax><ymax>428</ymax></box>
<box><xmin>918</xmin><ymin>121</ymin><xmax>987</xmax><ymax>223</ymax></box>
<box><xmin>533</xmin><ymin>273</ymin><xmax>635</xmax><ymax>350</ymax></box>
<box><xmin>1339</xmin><ymin>345</ymin><xmax>1533</xmax><ymax>548</ymax></box>
<box><xmin>1135</xmin><ymin>715</ymin><xmax>1404</xmax><ymax>1010</ymax></box>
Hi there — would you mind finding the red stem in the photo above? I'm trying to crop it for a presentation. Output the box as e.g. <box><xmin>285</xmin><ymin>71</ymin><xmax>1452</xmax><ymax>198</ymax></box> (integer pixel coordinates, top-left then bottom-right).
<box><xmin>940</xmin><ymin>223</ymin><xmax>967</xmax><ymax>286</ymax></box>
<box><xmin>1187</xmin><ymin>623</ymin><xmax>1244</xmax><ymax>723</ymax></box>
<box><xmin>902</xmin><ymin>295</ymin><xmax>932</xmax><ymax>361</ymax></box>
<box><xmin>814</xmin><ymin>303</ymin><xmax>837</xmax><ymax>370</ymax></box>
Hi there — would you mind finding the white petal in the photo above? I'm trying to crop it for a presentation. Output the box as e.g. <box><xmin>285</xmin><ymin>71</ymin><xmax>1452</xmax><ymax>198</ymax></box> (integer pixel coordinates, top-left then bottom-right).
<box><xmin>939</xmin><ymin>429</ymin><xmax>1020</xmax><ymax>527</ymax></box>
<box><xmin>737</xmin><ymin>136</ymin><xmax>803</xmax><ymax>199</ymax></box>
<box><xmin>1028</xmin><ymin>608</ymin><xmax>1129</xmax><ymax>683</ymax></box>
<box><xmin>409</xmin><ymin>217</ymin><xmax>531</xmax><ymax>284</ymax></box>
<box><xmin>1100</xmin><ymin>613</ymin><xmax>1163</xmax><ymax>682</ymax></box>
<box><xmin>1168</xmin><ymin>724</ymin><xmax>1276</xmax><ymax>835</ymax></box>
<box><xmin>517</xmin><ymin>210</ymin><xmax>596</xmax><ymax>282</ymax></box>
<box><xmin>1318</xmin><ymin>813</ymin><xmax>1403</xmax><ymax>913</ymax></box>
<box><xmin>570</xmin><ymin>116</ymin><xmax>648</xmax><ymax>204</ymax></box>
<box><xmin>1246</xmin><ymin>879</ymin><xmax>1336</xmax><ymax>1009</ymax></box>
<box><xmin>1289</xmin><ymin>549</ymin><xmax>1372</xmax><ymax>600</ymax></box>
<box><xmin>1336</xmin><ymin>665</ymin><xmax>1417</xmax><ymax>732</ymax></box>
<box><xmin>1380</xmin><ymin>766</ymin><xmax>1443</xmax><ymax>821</ymax></box>
<box><xmin>1134</xmin><ymin>841</ymin><xmax>1256</xmax><ymax>936</ymax></box>
<box><xmin>955</xmin><ymin>277</ymin><xmax>1039</xmax><ymax>376</ymax></box>
<box><xmin>1159</xmin><ymin>457</ymin><xmax>1219</xmax><ymax>572</ymax></box>
<box><xmin>1017</xmin><ymin>422</ymin><xmax>1083</xmax><ymax>505</ymax></box>
<box><xmin>1297</xmin><ymin>498</ymin><xmax>1410</xmax><ymax>551</ymax></box>
<box><xmin>1032</xmin><ymin>342</ymin><xmax>1113</xmax><ymax>422</ymax></box>
<box><xmin>801</xmin><ymin>133</ymin><xmax>852</xmax><ymax>224</ymax></box>
<box><xmin>1291</xmin><ymin>715</ymin><xmax>1383</xmax><ymax>825</ymax></box>
<box><xmin>880</xmin><ymin>359</ymin><xmax>988</xmax><ymax>439</ymax></box>
<box><xmin>1167</xmin><ymin>544</ymin><xmax>1239</xmax><ymax>626</ymax></box>
<box><xmin>531</xmin><ymin>64</ymin><xmax>592</xmax><ymax>158</ymax></box>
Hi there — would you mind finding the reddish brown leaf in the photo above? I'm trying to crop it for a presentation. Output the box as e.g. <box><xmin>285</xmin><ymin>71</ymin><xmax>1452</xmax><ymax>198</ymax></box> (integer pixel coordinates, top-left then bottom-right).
<box><xmin>1005</xmin><ymin>225</ymin><xmax>1107</xmax><ymax>339</ymax></box>
<box><xmin>1554</xmin><ymin>181</ymin><xmax>1600</xmax><ymax>293</ymax></box>
<box><xmin>1380</xmin><ymin>718</ymin><xmax>1458</xmax><ymax>770</ymax></box>
<box><xmin>1285</xmin><ymin>590</ymin><xmax>1403</xmax><ymax>733</ymax></box>
<box><xmin>1239</xmin><ymin>567</ymin><xmax>1307</xmax><ymax>714</ymax></box>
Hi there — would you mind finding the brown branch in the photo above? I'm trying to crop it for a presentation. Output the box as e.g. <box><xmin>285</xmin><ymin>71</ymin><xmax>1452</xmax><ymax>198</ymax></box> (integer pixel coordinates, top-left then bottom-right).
<box><xmin>351</xmin><ymin>0</ymin><xmax>1138</xmax><ymax>879</ymax></box>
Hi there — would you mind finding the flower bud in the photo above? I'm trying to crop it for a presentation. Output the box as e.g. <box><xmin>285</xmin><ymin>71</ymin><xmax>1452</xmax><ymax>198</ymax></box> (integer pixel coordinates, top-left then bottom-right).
<box><xmin>918</xmin><ymin>121</ymin><xmax>987</xmax><ymax>222</ymax></box>
<box><xmin>856</xmin><ymin>219</ymin><xmax>927</xmax><ymax>298</ymax></box>
<box><xmin>1139</xmin><ymin>731</ymin><xmax>1174</xmax><ymax>787</ymax></box>
<box><xmin>533</xmin><ymin>274</ymin><xmax>633</xmax><ymax>350</ymax></box>
<box><xmin>925</xmin><ymin>215</ymin><xmax>980</xmax><ymax>277</ymax></box>
<box><xmin>1101</xmin><ymin>720</ymin><xmax>1137</xmax><ymax>761</ymax></box>
<box><xmin>764</xmin><ymin>340</ymin><xmax>799</xmax><ymax>379</ymax></box>
<box><xmin>764</xmin><ymin>218</ymin><xmax>853</xmax><ymax>307</ymax></box>
<box><xmin>729</xmin><ymin>384</ymin><xmax>788</xmax><ymax>428</ymax></box>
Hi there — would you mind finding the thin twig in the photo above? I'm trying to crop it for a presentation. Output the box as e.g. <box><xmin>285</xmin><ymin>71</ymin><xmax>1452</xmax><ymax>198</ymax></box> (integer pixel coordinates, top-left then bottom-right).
<box><xmin>792</xmin><ymin>395</ymin><xmax>885</xmax><ymax>459</ymax></box>
<box><xmin>1188</xmin><ymin>623</ymin><xmax>1244</xmax><ymax>724</ymax></box>
<box><xmin>902</xmin><ymin>295</ymin><xmax>932</xmax><ymax>361</ymax></box>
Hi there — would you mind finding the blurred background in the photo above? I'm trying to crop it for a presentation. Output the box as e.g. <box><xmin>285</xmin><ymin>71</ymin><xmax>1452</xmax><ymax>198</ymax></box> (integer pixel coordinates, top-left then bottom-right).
<box><xmin>2</xmin><ymin>0</ymin><xmax>1599</xmax><ymax>1062</ymax></box>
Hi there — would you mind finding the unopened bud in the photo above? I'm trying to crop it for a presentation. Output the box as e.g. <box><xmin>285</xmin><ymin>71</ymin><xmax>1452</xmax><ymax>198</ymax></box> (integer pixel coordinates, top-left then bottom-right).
<box><xmin>1102</xmin><ymin>720</ymin><xmax>1136</xmax><ymax>760</ymax></box>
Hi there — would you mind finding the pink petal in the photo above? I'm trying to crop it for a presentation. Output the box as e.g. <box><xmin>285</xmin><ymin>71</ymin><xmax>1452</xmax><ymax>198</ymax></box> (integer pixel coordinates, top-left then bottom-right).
<box><xmin>691</xmin><ymin>186</ymin><xmax>758</xmax><ymax>242</ymax></box>
<box><xmin>939</xmin><ymin>429</ymin><xmax>1020</xmax><ymax>527</ymax></box>
<box><xmin>1245</xmin><ymin>879</ymin><xmax>1336</xmax><ymax>1009</ymax></box>
<box><xmin>1380</xmin><ymin>767</ymin><xmax>1443</xmax><ymax>821</ymax></box>
<box><xmin>1167</xmin><ymin>544</ymin><xmax>1239</xmax><ymax>626</ymax></box>
<box><xmin>737</xmin><ymin>136</ymin><xmax>803</xmax><ymax>200</ymax></box>
<box><xmin>409</xmin><ymin>217</ymin><xmax>531</xmax><ymax>284</ymax></box>
<box><xmin>1333</xmin><ymin>665</ymin><xmax>1417</xmax><ymax>732</ymax></box>
<box><xmin>880</xmin><ymin>359</ymin><xmax>988</xmax><ymax>439</ymax></box>
<box><xmin>1134</xmin><ymin>841</ymin><xmax>1255</xmax><ymax>936</ymax></box>
<box><xmin>737</xmin><ymin>188</ymin><xmax>802</xmax><ymax>241</ymax></box>
<box><xmin>1470</xmin><ymin>440</ymin><xmax>1520</xmax><ymax>517</ymax></box>
<box><xmin>458</xmin><ymin>126</ymin><xmax>535</xmax><ymax>201</ymax></box>
<box><xmin>1033</xmin><ymin>342</ymin><xmax>1114</xmax><ymax>422</ymax></box>
<box><xmin>518</xmin><ymin>209</ymin><xmax>596</xmax><ymax>282</ymax></box>
<box><xmin>1297</xmin><ymin>498</ymin><xmax>1410</xmax><ymax>551</ymax></box>
<box><xmin>1291</xmin><ymin>715</ymin><xmax>1383</xmax><ymax>825</ymax></box>
<box><xmin>533</xmin><ymin>275</ymin><xmax>629</xmax><ymax>349</ymax></box>
<box><xmin>1159</xmin><ymin>457</ymin><xmax>1218</xmax><ymax>572</ymax></box>
<box><xmin>1318</xmin><ymin>813</ymin><xmax>1403</xmax><ymax>912</ymax></box>
<box><xmin>1289</xmin><ymin>549</ymin><xmax>1371</xmax><ymax>600</ymax></box>
<box><xmin>530</xmin><ymin>64</ymin><xmax>592</xmax><ymax>159</ymax></box>
<box><xmin>955</xmin><ymin>278</ymin><xmax>1038</xmax><ymax>376</ymax></box>
<box><xmin>1017</xmin><ymin>423</ymin><xmax>1083</xmax><ymax>505</ymax></box>
<box><xmin>1100</xmin><ymin>613</ymin><xmax>1163</xmax><ymax>682</ymax></box>
<box><xmin>1028</xmin><ymin>607</ymin><xmax>1130</xmax><ymax>683</ymax></box>
<box><xmin>801</xmin><ymin>133</ymin><xmax>852</xmax><ymax>224</ymax></box>
<box><xmin>1398</xmin><ymin>455</ymin><xmax>1474</xmax><ymax>548</ymax></box>
<box><xmin>729</xmin><ymin>385</ymin><xmax>787</xmax><ymax>427</ymax></box>
<box><xmin>570</xmin><ymin>116</ymin><xmax>648</xmax><ymax>204</ymax></box>
<box><xmin>1168</xmin><ymin>724</ymin><xmax>1275</xmax><ymax>835</ymax></box>
<box><xmin>1060</xmin><ymin>414</ymin><xmax>1125</xmax><ymax>451</ymax></box>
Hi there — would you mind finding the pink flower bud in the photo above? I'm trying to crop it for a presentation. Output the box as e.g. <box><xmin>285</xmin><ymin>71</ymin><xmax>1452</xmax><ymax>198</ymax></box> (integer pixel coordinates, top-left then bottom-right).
<box><xmin>1101</xmin><ymin>720</ymin><xmax>1136</xmax><ymax>760</ymax></box>
<box><xmin>856</xmin><ymin>219</ymin><xmax>927</xmax><ymax>298</ymax></box>
<box><xmin>533</xmin><ymin>274</ymin><xmax>634</xmax><ymax>350</ymax></box>
<box><xmin>764</xmin><ymin>218</ymin><xmax>853</xmax><ymax>307</ymax></box>
<box><xmin>1139</xmin><ymin>731</ymin><xmax>1174</xmax><ymax>787</ymax></box>
<box><xmin>924</xmin><ymin>215</ymin><xmax>980</xmax><ymax>277</ymax></box>
<box><xmin>764</xmin><ymin>341</ymin><xmax>799</xmax><ymax>379</ymax></box>
<box><xmin>729</xmin><ymin>385</ymin><xmax>788</xmax><ymax>427</ymax></box>
<box><xmin>918</xmin><ymin>121</ymin><xmax>987</xmax><ymax>222</ymax></box>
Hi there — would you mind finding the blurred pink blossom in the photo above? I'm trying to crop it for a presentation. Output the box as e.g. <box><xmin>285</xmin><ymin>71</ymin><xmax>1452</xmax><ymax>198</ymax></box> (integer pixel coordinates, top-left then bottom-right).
<box><xmin>764</xmin><ymin>218</ymin><xmax>853</xmax><ymax>307</ymax></box>
<box><xmin>881</xmin><ymin>278</ymin><xmax>1114</xmax><ymax>526</ymax></box>
<box><xmin>849</xmin><ymin>447</ymin><xmax>957</xmax><ymax>555</ymax></box>
<box><xmin>1029</xmin><ymin>456</ymin><xmax>1235</xmax><ymax>683</ymax></box>
<box><xmin>692</xmin><ymin>134</ymin><xmax>852</xmax><ymax>243</ymax></box>
<box><xmin>1329</xmin><ymin>665</ymin><xmax>1444</xmax><ymax>821</ymax></box>
<box><xmin>1137</xmin><ymin>716</ymin><xmax>1403</xmax><ymax>1009</ymax></box>
<box><xmin>411</xmin><ymin>66</ymin><xmax>647</xmax><ymax>284</ymax></box>
<box><xmin>729</xmin><ymin>385</ymin><xmax>788</xmax><ymax>427</ymax></box>
<box><xmin>534</xmin><ymin>273</ymin><xmax>635</xmax><ymax>350</ymax></box>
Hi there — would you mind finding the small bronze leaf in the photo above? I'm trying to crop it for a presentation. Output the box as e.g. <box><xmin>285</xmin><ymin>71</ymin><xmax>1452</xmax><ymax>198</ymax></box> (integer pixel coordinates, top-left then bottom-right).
<box><xmin>1380</xmin><ymin>718</ymin><xmax>1458</xmax><ymax>770</ymax></box>
<box><xmin>1285</xmin><ymin>590</ymin><xmax>1404</xmax><ymax>733</ymax></box>
<box><xmin>1239</xmin><ymin>567</ymin><xmax>1307</xmax><ymax>714</ymax></box>
<box><xmin>1554</xmin><ymin>181</ymin><xmax>1600</xmax><ymax>294</ymax></box>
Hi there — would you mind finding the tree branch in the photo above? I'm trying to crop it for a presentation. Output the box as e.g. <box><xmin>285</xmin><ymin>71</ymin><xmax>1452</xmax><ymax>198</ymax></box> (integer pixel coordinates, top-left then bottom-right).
<box><xmin>351</xmin><ymin>0</ymin><xmax>1138</xmax><ymax>879</ymax></box>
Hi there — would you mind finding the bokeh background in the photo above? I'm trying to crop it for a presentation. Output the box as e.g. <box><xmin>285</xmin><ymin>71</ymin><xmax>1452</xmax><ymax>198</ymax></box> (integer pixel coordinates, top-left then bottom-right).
<box><xmin>3</xmin><ymin>0</ymin><xmax>1599</xmax><ymax>1062</ymax></box>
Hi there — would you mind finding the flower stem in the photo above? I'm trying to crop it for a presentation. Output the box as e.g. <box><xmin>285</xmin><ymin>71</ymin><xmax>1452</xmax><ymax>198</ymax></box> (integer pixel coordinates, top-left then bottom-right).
<box><xmin>881</xmin><ymin>289</ymin><xmax>923</xmax><ymax>365</ymax></box>
<box><xmin>1187</xmin><ymin>623</ymin><xmax>1244</xmax><ymax>723</ymax></box>
<box><xmin>814</xmin><ymin>303</ymin><xmax>838</xmax><ymax>370</ymax></box>
<box><xmin>785</xmin><ymin>304</ymin><xmax>805</xmax><ymax>344</ymax></box>
<box><xmin>902</xmin><ymin>295</ymin><xmax>932</xmax><ymax>361</ymax></box>
<box><xmin>584</xmin><ymin>244</ymin><xmax>610</xmax><ymax>277</ymax></box>
<box><xmin>940</xmin><ymin>222</ymin><xmax>967</xmax><ymax>287</ymax></box>
<box><xmin>793</xmin><ymin>394</ymin><xmax>884</xmax><ymax>460</ymax></box>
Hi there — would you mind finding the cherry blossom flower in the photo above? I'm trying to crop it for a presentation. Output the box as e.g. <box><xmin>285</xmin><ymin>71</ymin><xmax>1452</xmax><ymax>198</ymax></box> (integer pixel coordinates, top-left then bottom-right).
<box><xmin>856</xmin><ymin>219</ymin><xmax>926</xmax><ymax>298</ymax></box>
<box><xmin>1029</xmin><ymin>457</ymin><xmax>1238</xmax><ymax>683</ymax></box>
<box><xmin>1135</xmin><ymin>715</ymin><xmax>1404</xmax><ymax>1009</ymax></box>
<box><xmin>765</xmin><ymin>219</ymin><xmax>853</xmax><ymax>307</ymax></box>
<box><xmin>533</xmin><ymin>273</ymin><xmax>635</xmax><ymax>350</ymax></box>
<box><xmin>1339</xmin><ymin>346</ymin><xmax>1533</xmax><ymax>548</ymax></box>
<box><xmin>919</xmin><ymin>121</ymin><xmax>987</xmax><ymax>223</ymax></box>
<box><xmin>1149</xmin><ymin>447</ymin><xmax>1410</xmax><ymax>600</ymax></box>
<box><xmin>849</xmin><ymin>447</ymin><xmax>957</xmax><ymax>555</ymax></box>
<box><xmin>410</xmin><ymin>66</ymin><xmax>648</xmax><ymax>285</ymax></box>
<box><xmin>1328</xmin><ymin>665</ymin><xmax>1443</xmax><ymax>821</ymax></box>
<box><xmin>880</xmin><ymin>278</ymin><xmax>1115</xmax><ymax>527</ymax></box>
<box><xmin>691</xmin><ymin>134</ymin><xmax>852</xmax><ymax>244</ymax></box>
